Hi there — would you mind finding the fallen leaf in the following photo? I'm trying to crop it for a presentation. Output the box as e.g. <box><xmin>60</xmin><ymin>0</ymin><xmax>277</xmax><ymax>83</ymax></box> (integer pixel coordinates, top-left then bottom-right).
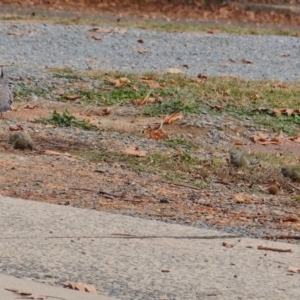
<box><xmin>42</xmin><ymin>150</ymin><xmax>61</xmax><ymax>156</ymax></box>
<box><xmin>205</xmin><ymin>103</ymin><xmax>224</xmax><ymax>110</ymax></box>
<box><xmin>182</xmin><ymin>64</ymin><xmax>189</xmax><ymax>69</ymax></box>
<box><xmin>287</xmin><ymin>266</ymin><xmax>300</xmax><ymax>273</ymax></box>
<box><xmin>136</xmin><ymin>97</ymin><xmax>157</xmax><ymax>106</ymax></box>
<box><xmin>137</xmin><ymin>39</ymin><xmax>144</xmax><ymax>43</ymax></box>
<box><xmin>89</xmin><ymin>27</ymin><xmax>112</xmax><ymax>33</ymax></box>
<box><xmin>65</xmin><ymin>95</ymin><xmax>82</xmax><ymax>101</ymax></box>
<box><xmin>107</xmin><ymin>77</ymin><xmax>130</xmax><ymax>87</ymax></box>
<box><xmin>123</xmin><ymin>147</ymin><xmax>147</xmax><ymax>157</ymax></box>
<box><xmin>234</xmin><ymin>194</ymin><xmax>252</xmax><ymax>204</ymax></box>
<box><xmin>140</xmin><ymin>78</ymin><xmax>164</xmax><ymax>89</ymax></box>
<box><xmin>257</xmin><ymin>131</ymin><xmax>268</xmax><ymax>141</ymax></box>
<box><xmin>241</xmin><ymin>59</ymin><xmax>253</xmax><ymax>64</ymax></box>
<box><xmin>222</xmin><ymin>242</ymin><xmax>233</xmax><ymax>248</ymax></box>
<box><xmin>5</xmin><ymin>289</ymin><xmax>46</xmax><ymax>300</ymax></box>
<box><xmin>85</xmin><ymin>57</ymin><xmax>97</xmax><ymax>62</ymax></box>
<box><xmin>144</xmin><ymin>126</ymin><xmax>166</xmax><ymax>140</ymax></box>
<box><xmin>281</xmin><ymin>216</ymin><xmax>299</xmax><ymax>223</ymax></box>
<box><xmin>167</xmin><ymin>68</ymin><xmax>184</xmax><ymax>74</ymax></box>
<box><xmin>163</xmin><ymin>113</ymin><xmax>184</xmax><ymax>124</ymax></box>
<box><xmin>63</xmin><ymin>282</ymin><xmax>98</xmax><ymax>294</ymax></box>
<box><xmin>138</xmin><ymin>48</ymin><xmax>147</xmax><ymax>54</ymax></box>
<box><xmin>197</xmin><ymin>74</ymin><xmax>208</xmax><ymax>79</ymax></box>
<box><xmin>250</xmin><ymin>93</ymin><xmax>260</xmax><ymax>100</ymax></box>
<box><xmin>24</xmin><ymin>104</ymin><xmax>38</xmax><ymax>109</ymax></box>
<box><xmin>7</xmin><ymin>31</ymin><xmax>23</xmax><ymax>36</ymax></box>
<box><xmin>88</xmin><ymin>35</ymin><xmax>102</xmax><ymax>41</ymax></box>
<box><xmin>9</xmin><ymin>125</ymin><xmax>24</xmax><ymax>131</ymax></box>
<box><xmin>207</xmin><ymin>27</ymin><xmax>219</xmax><ymax>34</ymax></box>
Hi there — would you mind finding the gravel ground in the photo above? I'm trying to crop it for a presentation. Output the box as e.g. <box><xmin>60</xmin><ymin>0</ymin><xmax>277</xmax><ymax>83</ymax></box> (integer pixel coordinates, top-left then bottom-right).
<box><xmin>0</xmin><ymin>22</ymin><xmax>300</xmax><ymax>81</ymax></box>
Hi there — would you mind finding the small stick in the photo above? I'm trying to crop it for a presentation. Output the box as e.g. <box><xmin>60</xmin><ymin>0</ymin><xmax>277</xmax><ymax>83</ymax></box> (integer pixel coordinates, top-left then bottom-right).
<box><xmin>287</xmin><ymin>182</ymin><xmax>300</xmax><ymax>192</ymax></box>
<box><xmin>70</xmin><ymin>188</ymin><xmax>97</xmax><ymax>193</ymax></box>
<box><xmin>257</xmin><ymin>245</ymin><xmax>292</xmax><ymax>252</ymax></box>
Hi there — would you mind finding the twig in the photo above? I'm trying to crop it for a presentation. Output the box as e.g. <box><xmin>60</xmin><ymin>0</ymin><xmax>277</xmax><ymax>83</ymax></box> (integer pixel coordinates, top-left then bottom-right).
<box><xmin>161</xmin><ymin>180</ymin><xmax>203</xmax><ymax>191</ymax></box>
<box><xmin>287</xmin><ymin>182</ymin><xmax>300</xmax><ymax>192</ymax></box>
<box><xmin>70</xmin><ymin>188</ymin><xmax>97</xmax><ymax>193</ymax></box>
<box><xmin>98</xmin><ymin>190</ymin><xmax>117</xmax><ymax>198</ymax></box>
<box><xmin>257</xmin><ymin>245</ymin><xmax>292</xmax><ymax>252</ymax></box>
<box><xmin>266</xmin><ymin>235</ymin><xmax>300</xmax><ymax>240</ymax></box>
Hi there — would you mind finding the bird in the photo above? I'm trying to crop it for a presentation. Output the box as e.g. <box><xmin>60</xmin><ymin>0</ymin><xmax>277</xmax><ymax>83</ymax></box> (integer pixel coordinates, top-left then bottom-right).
<box><xmin>229</xmin><ymin>149</ymin><xmax>259</xmax><ymax>168</ymax></box>
<box><xmin>281</xmin><ymin>165</ymin><xmax>300</xmax><ymax>181</ymax></box>
<box><xmin>0</xmin><ymin>67</ymin><xmax>13</xmax><ymax>117</ymax></box>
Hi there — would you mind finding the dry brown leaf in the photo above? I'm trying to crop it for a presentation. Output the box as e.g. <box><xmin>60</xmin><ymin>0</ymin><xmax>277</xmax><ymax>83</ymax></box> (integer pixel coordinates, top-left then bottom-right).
<box><xmin>272</xmin><ymin>82</ymin><xmax>289</xmax><ymax>89</ymax></box>
<box><xmin>63</xmin><ymin>282</ymin><xmax>98</xmax><ymax>294</ymax></box>
<box><xmin>284</xmin><ymin>108</ymin><xmax>294</xmax><ymax>116</ymax></box>
<box><xmin>250</xmin><ymin>93</ymin><xmax>260</xmax><ymax>100</ymax></box>
<box><xmin>88</xmin><ymin>34</ymin><xmax>102</xmax><ymax>41</ymax></box>
<box><xmin>167</xmin><ymin>68</ymin><xmax>184</xmax><ymax>74</ymax></box>
<box><xmin>136</xmin><ymin>97</ymin><xmax>157</xmax><ymax>106</ymax></box>
<box><xmin>207</xmin><ymin>27</ymin><xmax>219</xmax><ymax>34</ymax></box>
<box><xmin>273</xmin><ymin>108</ymin><xmax>282</xmax><ymax>116</ymax></box>
<box><xmin>197</xmin><ymin>74</ymin><xmax>208</xmax><ymax>79</ymax></box>
<box><xmin>241</xmin><ymin>59</ymin><xmax>253</xmax><ymax>64</ymax></box>
<box><xmin>281</xmin><ymin>216</ymin><xmax>299</xmax><ymax>223</ymax></box>
<box><xmin>65</xmin><ymin>95</ymin><xmax>82</xmax><ymax>101</ymax></box>
<box><xmin>163</xmin><ymin>113</ymin><xmax>184</xmax><ymax>125</ymax></box>
<box><xmin>24</xmin><ymin>104</ymin><xmax>38</xmax><ymax>109</ymax></box>
<box><xmin>234</xmin><ymin>194</ymin><xmax>252</xmax><ymax>204</ymax></box>
<box><xmin>137</xmin><ymin>39</ymin><xmax>144</xmax><ymax>43</ymax></box>
<box><xmin>144</xmin><ymin>127</ymin><xmax>166</xmax><ymax>140</ymax></box>
<box><xmin>257</xmin><ymin>131</ymin><xmax>268</xmax><ymax>141</ymax></box>
<box><xmin>7</xmin><ymin>31</ymin><xmax>23</xmax><ymax>36</ymax></box>
<box><xmin>288</xmin><ymin>266</ymin><xmax>300</xmax><ymax>273</ymax></box>
<box><xmin>89</xmin><ymin>27</ymin><xmax>112</xmax><ymax>33</ymax></box>
<box><xmin>85</xmin><ymin>57</ymin><xmax>97</xmax><ymax>62</ymax></box>
<box><xmin>138</xmin><ymin>48</ymin><xmax>147</xmax><ymax>54</ymax></box>
<box><xmin>123</xmin><ymin>147</ymin><xmax>147</xmax><ymax>157</ymax></box>
<box><xmin>5</xmin><ymin>289</ymin><xmax>46</xmax><ymax>300</ymax></box>
<box><xmin>222</xmin><ymin>241</ymin><xmax>233</xmax><ymax>248</ymax></box>
<box><xmin>206</xmin><ymin>104</ymin><xmax>224</xmax><ymax>110</ymax></box>
<box><xmin>42</xmin><ymin>150</ymin><xmax>61</xmax><ymax>156</ymax></box>
<box><xmin>107</xmin><ymin>77</ymin><xmax>130</xmax><ymax>87</ymax></box>
<box><xmin>9</xmin><ymin>125</ymin><xmax>24</xmax><ymax>131</ymax></box>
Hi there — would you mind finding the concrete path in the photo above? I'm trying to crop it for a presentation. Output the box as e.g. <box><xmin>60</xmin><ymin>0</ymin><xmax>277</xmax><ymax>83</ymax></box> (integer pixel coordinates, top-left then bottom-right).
<box><xmin>0</xmin><ymin>195</ymin><xmax>299</xmax><ymax>299</ymax></box>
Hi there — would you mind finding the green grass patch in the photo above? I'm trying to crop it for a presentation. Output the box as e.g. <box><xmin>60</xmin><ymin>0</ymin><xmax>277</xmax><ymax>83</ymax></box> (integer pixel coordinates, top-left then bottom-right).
<box><xmin>76</xmin><ymin>148</ymin><xmax>211</xmax><ymax>187</ymax></box>
<box><xmin>49</xmin><ymin>68</ymin><xmax>300</xmax><ymax>135</ymax></box>
<box><xmin>38</xmin><ymin>109</ymin><xmax>97</xmax><ymax>130</ymax></box>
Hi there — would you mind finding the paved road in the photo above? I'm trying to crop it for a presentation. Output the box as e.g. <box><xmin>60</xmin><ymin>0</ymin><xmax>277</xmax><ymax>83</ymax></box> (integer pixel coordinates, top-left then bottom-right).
<box><xmin>0</xmin><ymin>195</ymin><xmax>299</xmax><ymax>299</ymax></box>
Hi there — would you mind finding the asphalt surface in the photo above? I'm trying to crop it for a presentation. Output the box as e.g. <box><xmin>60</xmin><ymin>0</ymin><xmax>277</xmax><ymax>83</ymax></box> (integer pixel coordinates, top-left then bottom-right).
<box><xmin>1</xmin><ymin>195</ymin><xmax>300</xmax><ymax>300</ymax></box>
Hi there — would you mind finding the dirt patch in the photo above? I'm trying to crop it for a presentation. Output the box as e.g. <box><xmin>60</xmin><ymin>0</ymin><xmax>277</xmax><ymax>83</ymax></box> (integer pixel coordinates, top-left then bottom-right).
<box><xmin>1</xmin><ymin>0</ymin><xmax>300</xmax><ymax>26</ymax></box>
<box><xmin>0</xmin><ymin>100</ymin><xmax>299</xmax><ymax>243</ymax></box>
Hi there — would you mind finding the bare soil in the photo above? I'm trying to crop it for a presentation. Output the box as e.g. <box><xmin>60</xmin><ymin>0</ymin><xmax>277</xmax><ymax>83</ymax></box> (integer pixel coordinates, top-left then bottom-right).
<box><xmin>1</xmin><ymin>100</ymin><xmax>300</xmax><ymax>242</ymax></box>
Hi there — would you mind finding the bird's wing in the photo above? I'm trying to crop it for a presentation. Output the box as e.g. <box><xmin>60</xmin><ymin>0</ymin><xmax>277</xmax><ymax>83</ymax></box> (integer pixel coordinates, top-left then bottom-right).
<box><xmin>0</xmin><ymin>85</ymin><xmax>12</xmax><ymax>112</ymax></box>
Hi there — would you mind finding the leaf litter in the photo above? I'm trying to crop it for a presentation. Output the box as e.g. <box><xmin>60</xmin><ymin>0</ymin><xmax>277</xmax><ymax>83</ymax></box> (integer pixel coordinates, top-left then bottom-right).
<box><xmin>1</xmin><ymin>72</ymin><xmax>300</xmax><ymax>244</ymax></box>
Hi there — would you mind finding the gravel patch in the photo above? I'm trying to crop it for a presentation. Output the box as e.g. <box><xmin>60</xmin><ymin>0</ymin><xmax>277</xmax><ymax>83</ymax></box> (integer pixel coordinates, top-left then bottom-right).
<box><xmin>0</xmin><ymin>22</ymin><xmax>299</xmax><ymax>81</ymax></box>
